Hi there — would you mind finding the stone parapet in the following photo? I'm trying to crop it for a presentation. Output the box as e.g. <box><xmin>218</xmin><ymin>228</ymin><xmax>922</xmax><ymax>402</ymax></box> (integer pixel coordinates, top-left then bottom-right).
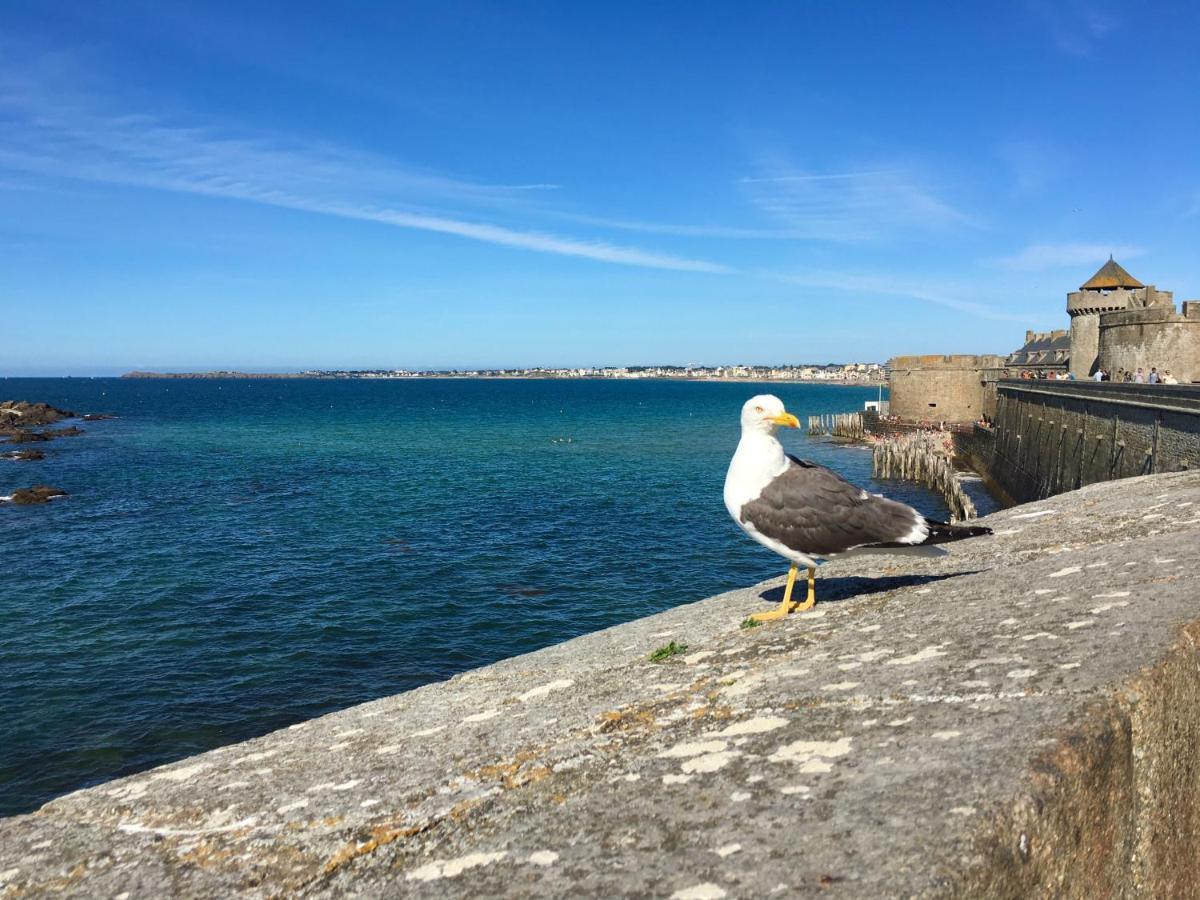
<box><xmin>1101</xmin><ymin>306</ymin><xmax>1196</xmax><ymax>327</ymax></box>
<box><xmin>1067</xmin><ymin>288</ymin><xmax>1132</xmax><ymax>317</ymax></box>
<box><xmin>4</xmin><ymin>473</ymin><xmax>1200</xmax><ymax>897</ymax></box>
<box><xmin>889</xmin><ymin>354</ymin><xmax>1007</xmax><ymax>370</ymax></box>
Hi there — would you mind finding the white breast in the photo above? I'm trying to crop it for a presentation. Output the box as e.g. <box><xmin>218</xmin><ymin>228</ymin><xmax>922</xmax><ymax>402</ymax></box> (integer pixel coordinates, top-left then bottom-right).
<box><xmin>723</xmin><ymin>433</ymin><xmax>788</xmax><ymax>521</ymax></box>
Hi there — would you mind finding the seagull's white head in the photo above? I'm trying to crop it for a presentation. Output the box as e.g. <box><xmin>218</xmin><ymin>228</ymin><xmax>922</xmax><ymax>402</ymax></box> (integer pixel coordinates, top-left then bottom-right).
<box><xmin>740</xmin><ymin>394</ymin><xmax>799</xmax><ymax>435</ymax></box>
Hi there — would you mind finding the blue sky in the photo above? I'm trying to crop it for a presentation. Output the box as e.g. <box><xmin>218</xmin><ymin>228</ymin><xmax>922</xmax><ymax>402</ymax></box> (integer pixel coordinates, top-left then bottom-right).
<box><xmin>2</xmin><ymin>1</ymin><xmax>1198</xmax><ymax>374</ymax></box>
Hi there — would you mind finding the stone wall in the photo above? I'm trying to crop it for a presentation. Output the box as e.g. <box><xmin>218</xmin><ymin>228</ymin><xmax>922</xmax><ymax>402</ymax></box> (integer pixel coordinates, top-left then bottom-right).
<box><xmin>887</xmin><ymin>354</ymin><xmax>1005</xmax><ymax>423</ymax></box>
<box><xmin>5</xmin><ymin>473</ymin><xmax>1200</xmax><ymax>897</ymax></box>
<box><xmin>1098</xmin><ymin>301</ymin><xmax>1200</xmax><ymax>383</ymax></box>
<box><xmin>964</xmin><ymin>379</ymin><xmax>1200</xmax><ymax>504</ymax></box>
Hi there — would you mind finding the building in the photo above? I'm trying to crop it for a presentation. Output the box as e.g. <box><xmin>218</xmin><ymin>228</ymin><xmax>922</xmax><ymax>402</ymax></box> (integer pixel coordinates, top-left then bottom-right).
<box><xmin>887</xmin><ymin>260</ymin><xmax>1200</xmax><ymax>424</ymax></box>
<box><xmin>1006</xmin><ymin>330</ymin><xmax>1070</xmax><ymax>376</ymax></box>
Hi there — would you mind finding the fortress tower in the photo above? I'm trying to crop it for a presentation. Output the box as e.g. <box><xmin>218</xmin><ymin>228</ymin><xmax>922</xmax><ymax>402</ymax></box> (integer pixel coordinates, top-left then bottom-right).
<box><xmin>1066</xmin><ymin>258</ymin><xmax>1172</xmax><ymax>377</ymax></box>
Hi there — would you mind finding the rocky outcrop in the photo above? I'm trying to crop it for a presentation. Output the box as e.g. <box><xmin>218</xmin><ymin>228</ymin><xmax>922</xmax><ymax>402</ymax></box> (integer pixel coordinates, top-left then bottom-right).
<box><xmin>3</xmin><ymin>431</ymin><xmax>49</xmax><ymax>443</ymax></box>
<box><xmin>2</xmin><ymin>472</ymin><xmax>1200</xmax><ymax>897</ymax></box>
<box><xmin>0</xmin><ymin>403</ymin><xmax>94</xmax><ymax>447</ymax></box>
<box><xmin>4</xmin><ymin>486</ymin><xmax>67</xmax><ymax>504</ymax></box>
<box><xmin>0</xmin><ymin>401</ymin><xmax>75</xmax><ymax>429</ymax></box>
<box><xmin>2</xmin><ymin>449</ymin><xmax>45</xmax><ymax>461</ymax></box>
<box><xmin>1</xmin><ymin>427</ymin><xmax>83</xmax><ymax>443</ymax></box>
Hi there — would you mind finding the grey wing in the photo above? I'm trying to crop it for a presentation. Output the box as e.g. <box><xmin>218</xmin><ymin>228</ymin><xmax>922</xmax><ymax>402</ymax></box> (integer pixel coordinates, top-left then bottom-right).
<box><xmin>739</xmin><ymin>455</ymin><xmax>926</xmax><ymax>556</ymax></box>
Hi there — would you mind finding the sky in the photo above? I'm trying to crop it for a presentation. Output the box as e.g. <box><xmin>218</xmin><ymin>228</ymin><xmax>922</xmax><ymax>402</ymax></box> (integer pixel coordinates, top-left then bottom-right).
<box><xmin>2</xmin><ymin>1</ymin><xmax>1199</xmax><ymax>375</ymax></box>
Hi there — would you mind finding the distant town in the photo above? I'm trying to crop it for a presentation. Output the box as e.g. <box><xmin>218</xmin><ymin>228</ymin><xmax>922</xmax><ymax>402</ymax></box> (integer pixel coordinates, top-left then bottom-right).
<box><xmin>123</xmin><ymin>363</ymin><xmax>887</xmax><ymax>382</ymax></box>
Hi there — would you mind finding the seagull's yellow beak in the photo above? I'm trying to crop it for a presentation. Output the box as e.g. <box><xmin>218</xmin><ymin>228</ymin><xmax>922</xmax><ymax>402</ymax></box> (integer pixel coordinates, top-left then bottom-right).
<box><xmin>770</xmin><ymin>411</ymin><xmax>800</xmax><ymax>428</ymax></box>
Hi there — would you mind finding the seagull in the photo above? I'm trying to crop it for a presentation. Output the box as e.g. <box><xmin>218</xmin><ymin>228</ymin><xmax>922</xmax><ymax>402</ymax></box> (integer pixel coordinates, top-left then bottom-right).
<box><xmin>724</xmin><ymin>394</ymin><xmax>991</xmax><ymax>622</ymax></box>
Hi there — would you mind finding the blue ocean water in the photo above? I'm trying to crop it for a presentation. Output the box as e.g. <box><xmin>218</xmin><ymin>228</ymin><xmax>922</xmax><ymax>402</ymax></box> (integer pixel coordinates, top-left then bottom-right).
<box><xmin>0</xmin><ymin>378</ymin><xmax>983</xmax><ymax>816</ymax></box>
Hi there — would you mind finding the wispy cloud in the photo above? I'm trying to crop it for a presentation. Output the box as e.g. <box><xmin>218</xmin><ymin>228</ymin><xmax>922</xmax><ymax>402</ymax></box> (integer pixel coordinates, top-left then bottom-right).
<box><xmin>544</xmin><ymin>211</ymin><xmax>817</xmax><ymax>240</ymax></box>
<box><xmin>992</xmin><ymin>242</ymin><xmax>1144</xmax><ymax>271</ymax></box>
<box><xmin>767</xmin><ymin>270</ymin><xmax>1032</xmax><ymax>321</ymax></box>
<box><xmin>0</xmin><ymin>70</ymin><xmax>727</xmax><ymax>273</ymax></box>
<box><xmin>1025</xmin><ymin>0</ymin><xmax>1119</xmax><ymax>56</ymax></box>
<box><xmin>738</xmin><ymin>160</ymin><xmax>977</xmax><ymax>241</ymax></box>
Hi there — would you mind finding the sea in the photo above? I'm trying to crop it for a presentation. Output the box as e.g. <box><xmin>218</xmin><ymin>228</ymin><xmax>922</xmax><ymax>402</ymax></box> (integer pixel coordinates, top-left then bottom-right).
<box><xmin>0</xmin><ymin>377</ymin><xmax>998</xmax><ymax>816</ymax></box>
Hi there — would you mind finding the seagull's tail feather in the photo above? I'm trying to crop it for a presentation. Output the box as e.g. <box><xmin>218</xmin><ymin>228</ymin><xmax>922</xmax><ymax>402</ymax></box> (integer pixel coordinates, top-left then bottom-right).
<box><xmin>918</xmin><ymin>519</ymin><xmax>992</xmax><ymax>546</ymax></box>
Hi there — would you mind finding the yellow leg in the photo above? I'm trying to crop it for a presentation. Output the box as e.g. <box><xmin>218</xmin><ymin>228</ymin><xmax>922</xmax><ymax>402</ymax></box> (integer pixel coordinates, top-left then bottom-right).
<box><xmin>794</xmin><ymin>566</ymin><xmax>816</xmax><ymax>611</ymax></box>
<box><xmin>750</xmin><ymin>563</ymin><xmax>799</xmax><ymax>622</ymax></box>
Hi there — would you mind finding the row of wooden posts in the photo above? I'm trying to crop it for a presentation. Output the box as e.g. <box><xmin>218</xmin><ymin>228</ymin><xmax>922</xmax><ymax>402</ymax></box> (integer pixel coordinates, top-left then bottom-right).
<box><xmin>807</xmin><ymin>412</ymin><xmax>866</xmax><ymax>440</ymax></box>
<box><xmin>871</xmin><ymin>432</ymin><xmax>977</xmax><ymax>522</ymax></box>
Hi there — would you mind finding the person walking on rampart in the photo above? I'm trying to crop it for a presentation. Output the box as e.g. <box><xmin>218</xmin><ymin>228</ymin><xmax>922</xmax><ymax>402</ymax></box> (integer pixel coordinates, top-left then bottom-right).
<box><xmin>1149</xmin><ymin>367</ymin><xmax>1160</xmax><ymax>384</ymax></box>
<box><xmin>1135</xmin><ymin>368</ymin><xmax>1145</xmax><ymax>383</ymax></box>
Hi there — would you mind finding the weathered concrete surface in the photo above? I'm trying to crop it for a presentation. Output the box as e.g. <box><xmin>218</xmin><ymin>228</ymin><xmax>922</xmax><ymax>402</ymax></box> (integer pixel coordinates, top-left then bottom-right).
<box><xmin>4</xmin><ymin>472</ymin><xmax>1200</xmax><ymax>898</ymax></box>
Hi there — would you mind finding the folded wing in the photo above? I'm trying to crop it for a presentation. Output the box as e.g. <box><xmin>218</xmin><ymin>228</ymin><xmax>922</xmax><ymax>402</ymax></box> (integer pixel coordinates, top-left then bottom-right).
<box><xmin>739</xmin><ymin>455</ymin><xmax>930</xmax><ymax>557</ymax></box>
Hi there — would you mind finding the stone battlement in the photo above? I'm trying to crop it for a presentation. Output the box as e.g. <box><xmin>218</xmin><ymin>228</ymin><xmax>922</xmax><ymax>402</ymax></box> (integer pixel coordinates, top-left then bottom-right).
<box><xmin>1101</xmin><ymin>302</ymin><xmax>1200</xmax><ymax>327</ymax></box>
<box><xmin>889</xmin><ymin>354</ymin><xmax>1006</xmax><ymax>370</ymax></box>
<box><xmin>4</xmin><ymin>473</ymin><xmax>1200</xmax><ymax>897</ymax></box>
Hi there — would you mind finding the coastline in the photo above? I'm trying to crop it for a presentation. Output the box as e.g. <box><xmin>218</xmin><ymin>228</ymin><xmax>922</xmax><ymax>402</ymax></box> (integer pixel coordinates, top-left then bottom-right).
<box><xmin>117</xmin><ymin>372</ymin><xmax>886</xmax><ymax>387</ymax></box>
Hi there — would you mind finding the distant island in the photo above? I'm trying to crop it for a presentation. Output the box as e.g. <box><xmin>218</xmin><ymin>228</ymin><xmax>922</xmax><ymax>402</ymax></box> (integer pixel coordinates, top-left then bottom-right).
<box><xmin>122</xmin><ymin>363</ymin><xmax>886</xmax><ymax>383</ymax></box>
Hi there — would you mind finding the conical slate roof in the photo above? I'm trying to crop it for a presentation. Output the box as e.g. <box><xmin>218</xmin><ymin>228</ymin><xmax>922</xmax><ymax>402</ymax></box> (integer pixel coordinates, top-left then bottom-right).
<box><xmin>1080</xmin><ymin>257</ymin><xmax>1144</xmax><ymax>291</ymax></box>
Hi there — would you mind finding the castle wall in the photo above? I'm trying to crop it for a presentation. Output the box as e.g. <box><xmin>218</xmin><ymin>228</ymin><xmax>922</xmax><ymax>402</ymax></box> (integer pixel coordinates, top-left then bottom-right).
<box><xmin>963</xmin><ymin>380</ymin><xmax>1200</xmax><ymax>504</ymax></box>
<box><xmin>887</xmin><ymin>354</ymin><xmax>1005</xmax><ymax>423</ymax></box>
<box><xmin>1098</xmin><ymin>303</ymin><xmax>1200</xmax><ymax>383</ymax></box>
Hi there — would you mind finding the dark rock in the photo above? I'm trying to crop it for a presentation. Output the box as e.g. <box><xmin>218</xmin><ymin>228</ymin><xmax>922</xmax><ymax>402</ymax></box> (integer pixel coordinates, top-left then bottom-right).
<box><xmin>82</xmin><ymin>414</ymin><xmax>117</xmax><ymax>421</ymax></box>
<box><xmin>0</xmin><ymin>401</ymin><xmax>75</xmax><ymax>428</ymax></box>
<box><xmin>3</xmin><ymin>425</ymin><xmax>84</xmax><ymax>444</ymax></box>
<box><xmin>6</xmin><ymin>485</ymin><xmax>67</xmax><ymax>504</ymax></box>
<box><xmin>3</xmin><ymin>449</ymin><xmax>45</xmax><ymax>461</ymax></box>
<box><xmin>6</xmin><ymin>431</ymin><xmax>49</xmax><ymax>443</ymax></box>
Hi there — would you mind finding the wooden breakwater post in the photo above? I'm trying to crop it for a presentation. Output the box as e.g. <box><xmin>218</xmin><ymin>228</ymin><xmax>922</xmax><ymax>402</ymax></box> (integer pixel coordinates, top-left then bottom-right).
<box><xmin>872</xmin><ymin>431</ymin><xmax>977</xmax><ymax>521</ymax></box>
<box><xmin>808</xmin><ymin>412</ymin><xmax>865</xmax><ymax>440</ymax></box>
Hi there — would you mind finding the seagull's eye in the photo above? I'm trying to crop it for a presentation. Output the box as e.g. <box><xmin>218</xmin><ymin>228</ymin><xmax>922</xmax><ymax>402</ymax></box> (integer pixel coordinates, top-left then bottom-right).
<box><xmin>754</xmin><ymin>406</ymin><xmax>764</xmax><ymax>414</ymax></box>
